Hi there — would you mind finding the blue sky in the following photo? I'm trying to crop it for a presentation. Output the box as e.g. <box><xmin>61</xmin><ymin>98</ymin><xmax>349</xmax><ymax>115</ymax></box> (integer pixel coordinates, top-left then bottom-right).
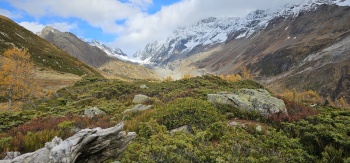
<box><xmin>0</xmin><ymin>0</ymin><xmax>304</xmax><ymax>55</ymax></box>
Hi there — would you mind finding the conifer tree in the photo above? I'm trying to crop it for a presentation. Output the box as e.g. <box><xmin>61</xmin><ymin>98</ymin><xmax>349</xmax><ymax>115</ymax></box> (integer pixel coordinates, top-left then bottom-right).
<box><xmin>0</xmin><ymin>47</ymin><xmax>38</xmax><ymax>109</ymax></box>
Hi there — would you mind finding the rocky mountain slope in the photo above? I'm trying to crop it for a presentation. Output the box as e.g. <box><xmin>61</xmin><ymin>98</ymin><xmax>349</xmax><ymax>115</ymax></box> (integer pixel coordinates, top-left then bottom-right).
<box><xmin>39</xmin><ymin>26</ymin><xmax>160</xmax><ymax>80</ymax></box>
<box><xmin>38</xmin><ymin>26</ymin><xmax>112</xmax><ymax>68</ymax></box>
<box><xmin>134</xmin><ymin>0</ymin><xmax>350</xmax><ymax>103</ymax></box>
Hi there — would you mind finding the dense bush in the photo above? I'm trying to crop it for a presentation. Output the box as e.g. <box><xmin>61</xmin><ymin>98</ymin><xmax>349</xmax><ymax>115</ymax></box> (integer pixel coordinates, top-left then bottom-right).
<box><xmin>155</xmin><ymin>98</ymin><xmax>223</xmax><ymax>130</ymax></box>
<box><xmin>120</xmin><ymin>121</ymin><xmax>311</xmax><ymax>162</ymax></box>
<box><xmin>267</xmin><ymin>97</ymin><xmax>319</xmax><ymax>125</ymax></box>
<box><xmin>281</xmin><ymin>109</ymin><xmax>350</xmax><ymax>161</ymax></box>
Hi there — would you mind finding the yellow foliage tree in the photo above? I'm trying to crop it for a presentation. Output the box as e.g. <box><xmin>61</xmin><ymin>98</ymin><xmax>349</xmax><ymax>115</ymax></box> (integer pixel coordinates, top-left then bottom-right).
<box><xmin>164</xmin><ymin>76</ymin><xmax>173</xmax><ymax>82</ymax></box>
<box><xmin>241</xmin><ymin>67</ymin><xmax>252</xmax><ymax>80</ymax></box>
<box><xmin>0</xmin><ymin>47</ymin><xmax>38</xmax><ymax>109</ymax></box>
<box><xmin>224</xmin><ymin>74</ymin><xmax>243</xmax><ymax>82</ymax></box>
<box><xmin>182</xmin><ymin>73</ymin><xmax>192</xmax><ymax>79</ymax></box>
<box><xmin>339</xmin><ymin>97</ymin><xmax>348</xmax><ymax>108</ymax></box>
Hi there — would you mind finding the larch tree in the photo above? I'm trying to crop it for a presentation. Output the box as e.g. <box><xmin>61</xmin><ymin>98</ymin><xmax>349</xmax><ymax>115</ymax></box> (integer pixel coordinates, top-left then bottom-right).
<box><xmin>0</xmin><ymin>47</ymin><xmax>38</xmax><ymax>109</ymax></box>
<box><xmin>241</xmin><ymin>67</ymin><xmax>252</xmax><ymax>80</ymax></box>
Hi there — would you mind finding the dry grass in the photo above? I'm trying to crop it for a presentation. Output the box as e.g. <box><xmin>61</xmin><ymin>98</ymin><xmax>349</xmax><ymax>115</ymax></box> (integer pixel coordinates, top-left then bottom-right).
<box><xmin>98</xmin><ymin>60</ymin><xmax>161</xmax><ymax>81</ymax></box>
<box><xmin>33</xmin><ymin>68</ymin><xmax>82</xmax><ymax>97</ymax></box>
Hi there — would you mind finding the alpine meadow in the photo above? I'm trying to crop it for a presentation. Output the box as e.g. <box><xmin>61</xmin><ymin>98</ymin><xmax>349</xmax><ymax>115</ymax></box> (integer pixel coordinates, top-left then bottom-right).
<box><xmin>1</xmin><ymin>0</ymin><xmax>350</xmax><ymax>162</ymax></box>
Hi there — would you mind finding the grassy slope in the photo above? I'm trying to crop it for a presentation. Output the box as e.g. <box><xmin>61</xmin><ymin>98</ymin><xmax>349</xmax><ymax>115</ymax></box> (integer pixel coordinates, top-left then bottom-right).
<box><xmin>0</xmin><ymin>15</ymin><xmax>100</xmax><ymax>76</ymax></box>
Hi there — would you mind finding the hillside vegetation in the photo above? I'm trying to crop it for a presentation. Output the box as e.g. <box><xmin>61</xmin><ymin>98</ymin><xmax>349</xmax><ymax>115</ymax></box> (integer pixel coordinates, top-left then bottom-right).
<box><xmin>0</xmin><ymin>76</ymin><xmax>349</xmax><ymax>162</ymax></box>
<box><xmin>0</xmin><ymin>15</ymin><xmax>99</xmax><ymax>76</ymax></box>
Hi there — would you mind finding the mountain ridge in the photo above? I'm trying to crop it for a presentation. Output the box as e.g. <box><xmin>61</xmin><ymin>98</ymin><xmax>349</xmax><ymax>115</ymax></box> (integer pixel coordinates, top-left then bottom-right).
<box><xmin>133</xmin><ymin>0</ymin><xmax>350</xmax><ymax>103</ymax></box>
<box><xmin>88</xmin><ymin>40</ymin><xmax>128</xmax><ymax>60</ymax></box>
<box><xmin>38</xmin><ymin>26</ymin><xmax>160</xmax><ymax>80</ymax></box>
<box><xmin>38</xmin><ymin>26</ymin><xmax>113</xmax><ymax>68</ymax></box>
<box><xmin>134</xmin><ymin>0</ymin><xmax>350</xmax><ymax>64</ymax></box>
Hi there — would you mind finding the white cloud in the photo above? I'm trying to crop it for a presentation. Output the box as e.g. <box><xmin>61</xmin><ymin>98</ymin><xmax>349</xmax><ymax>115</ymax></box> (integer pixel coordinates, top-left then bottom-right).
<box><xmin>9</xmin><ymin>0</ymin><xmax>140</xmax><ymax>34</ymax></box>
<box><xmin>0</xmin><ymin>9</ymin><xmax>21</xmax><ymax>19</ymax></box>
<box><xmin>128</xmin><ymin>0</ymin><xmax>153</xmax><ymax>10</ymax></box>
<box><xmin>18</xmin><ymin>22</ymin><xmax>45</xmax><ymax>33</ymax></box>
<box><xmin>49</xmin><ymin>22</ymin><xmax>78</xmax><ymax>32</ymax></box>
<box><xmin>114</xmin><ymin>0</ymin><xmax>305</xmax><ymax>55</ymax></box>
<box><xmin>19</xmin><ymin>21</ymin><xmax>77</xmax><ymax>34</ymax></box>
<box><xmin>9</xmin><ymin>0</ymin><xmax>306</xmax><ymax>56</ymax></box>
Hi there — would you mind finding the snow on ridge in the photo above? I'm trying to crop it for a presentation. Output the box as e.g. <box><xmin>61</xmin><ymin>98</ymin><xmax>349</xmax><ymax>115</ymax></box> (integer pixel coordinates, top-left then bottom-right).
<box><xmin>134</xmin><ymin>0</ymin><xmax>350</xmax><ymax>63</ymax></box>
<box><xmin>88</xmin><ymin>40</ymin><xmax>130</xmax><ymax>62</ymax></box>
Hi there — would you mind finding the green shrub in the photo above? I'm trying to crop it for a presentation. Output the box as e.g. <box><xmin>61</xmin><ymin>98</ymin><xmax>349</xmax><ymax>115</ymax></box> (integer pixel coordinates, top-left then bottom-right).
<box><xmin>215</xmin><ymin>103</ymin><xmax>264</xmax><ymax>121</ymax></box>
<box><xmin>138</xmin><ymin>119</ymin><xmax>167</xmax><ymax>139</ymax></box>
<box><xmin>0</xmin><ymin>137</ymin><xmax>12</xmax><ymax>152</ymax></box>
<box><xmin>121</xmin><ymin>121</ymin><xmax>310</xmax><ymax>162</ymax></box>
<box><xmin>22</xmin><ymin>130</ymin><xmax>61</xmax><ymax>152</ymax></box>
<box><xmin>58</xmin><ymin>121</ymin><xmax>75</xmax><ymax>131</ymax></box>
<box><xmin>74</xmin><ymin>76</ymin><xmax>106</xmax><ymax>86</ymax></box>
<box><xmin>281</xmin><ymin>110</ymin><xmax>350</xmax><ymax>161</ymax></box>
<box><xmin>155</xmin><ymin>98</ymin><xmax>223</xmax><ymax>130</ymax></box>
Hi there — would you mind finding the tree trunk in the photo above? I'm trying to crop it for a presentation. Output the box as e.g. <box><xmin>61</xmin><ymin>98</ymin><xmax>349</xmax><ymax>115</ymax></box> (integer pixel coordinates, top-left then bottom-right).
<box><xmin>8</xmin><ymin>98</ymin><xmax>12</xmax><ymax>110</ymax></box>
<box><xmin>8</xmin><ymin>86</ymin><xmax>12</xmax><ymax>110</ymax></box>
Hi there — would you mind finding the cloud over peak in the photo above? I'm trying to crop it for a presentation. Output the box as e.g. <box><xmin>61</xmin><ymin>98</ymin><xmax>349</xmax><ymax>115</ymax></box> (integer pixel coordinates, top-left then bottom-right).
<box><xmin>6</xmin><ymin>0</ymin><xmax>305</xmax><ymax>55</ymax></box>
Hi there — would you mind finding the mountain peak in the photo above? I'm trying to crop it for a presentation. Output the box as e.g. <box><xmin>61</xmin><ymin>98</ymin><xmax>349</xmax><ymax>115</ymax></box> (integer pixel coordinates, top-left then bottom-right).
<box><xmin>88</xmin><ymin>40</ymin><xmax>128</xmax><ymax>59</ymax></box>
<box><xmin>41</xmin><ymin>26</ymin><xmax>59</xmax><ymax>34</ymax></box>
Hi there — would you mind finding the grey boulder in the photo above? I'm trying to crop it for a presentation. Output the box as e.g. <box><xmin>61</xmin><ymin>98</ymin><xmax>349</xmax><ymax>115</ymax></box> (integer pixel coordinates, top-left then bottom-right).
<box><xmin>123</xmin><ymin>104</ymin><xmax>152</xmax><ymax>114</ymax></box>
<box><xmin>208</xmin><ymin>89</ymin><xmax>287</xmax><ymax>116</ymax></box>
<box><xmin>84</xmin><ymin>106</ymin><xmax>106</xmax><ymax>118</ymax></box>
<box><xmin>132</xmin><ymin>94</ymin><xmax>150</xmax><ymax>104</ymax></box>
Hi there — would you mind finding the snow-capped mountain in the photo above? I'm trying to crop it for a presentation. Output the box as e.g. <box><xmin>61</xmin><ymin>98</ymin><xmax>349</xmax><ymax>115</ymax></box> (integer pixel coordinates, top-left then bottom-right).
<box><xmin>88</xmin><ymin>40</ymin><xmax>128</xmax><ymax>60</ymax></box>
<box><xmin>134</xmin><ymin>0</ymin><xmax>350</xmax><ymax>64</ymax></box>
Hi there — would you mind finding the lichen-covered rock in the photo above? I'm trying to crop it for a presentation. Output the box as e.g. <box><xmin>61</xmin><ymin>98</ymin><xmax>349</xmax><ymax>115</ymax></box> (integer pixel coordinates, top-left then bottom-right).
<box><xmin>123</xmin><ymin>104</ymin><xmax>152</xmax><ymax>114</ymax></box>
<box><xmin>84</xmin><ymin>106</ymin><xmax>106</xmax><ymax>118</ymax></box>
<box><xmin>140</xmin><ymin>84</ymin><xmax>148</xmax><ymax>89</ymax></box>
<box><xmin>208</xmin><ymin>89</ymin><xmax>287</xmax><ymax>116</ymax></box>
<box><xmin>169</xmin><ymin>125</ymin><xmax>190</xmax><ymax>135</ymax></box>
<box><xmin>132</xmin><ymin>94</ymin><xmax>150</xmax><ymax>104</ymax></box>
<box><xmin>255</xmin><ymin>125</ymin><xmax>262</xmax><ymax>132</ymax></box>
<box><xmin>10</xmin><ymin>122</ymin><xmax>136</xmax><ymax>163</ymax></box>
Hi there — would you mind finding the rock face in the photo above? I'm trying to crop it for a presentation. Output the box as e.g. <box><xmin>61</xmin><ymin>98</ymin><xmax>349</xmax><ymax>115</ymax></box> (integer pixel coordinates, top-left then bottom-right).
<box><xmin>208</xmin><ymin>89</ymin><xmax>287</xmax><ymax>116</ymax></box>
<box><xmin>132</xmin><ymin>94</ymin><xmax>150</xmax><ymax>104</ymax></box>
<box><xmin>10</xmin><ymin>122</ymin><xmax>136</xmax><ymax>163</ymax></box>
<box><xmin>84</xmin><ymin>107</ymin><xmax>107</xmax><ymax>118</ymax></box>
<box><xmin>123</xmin><ymin>104</ymin><xmax>152</xmax><ymax>114</ymax></box>
<box><xmin>38</xmin><ymin>26</ymin><xmax>112</xmax><ymax>68</ymax></box>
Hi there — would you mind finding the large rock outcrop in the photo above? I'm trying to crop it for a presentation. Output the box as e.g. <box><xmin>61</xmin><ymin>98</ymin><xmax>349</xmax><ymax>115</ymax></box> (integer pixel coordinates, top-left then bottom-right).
<box><xmin>9</xmin><ymin>122</ymin><xmax>136</xmax><ymax>163</ymax></box>
<box><xmin>208</xmin><ymin>89</ymin><xmax>287</xmax><ymax>116</ymax></box>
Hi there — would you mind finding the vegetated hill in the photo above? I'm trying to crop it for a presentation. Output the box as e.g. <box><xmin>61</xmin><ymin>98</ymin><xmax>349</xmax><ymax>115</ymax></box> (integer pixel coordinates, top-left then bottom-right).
<box><xmin>135</xmin><ymin>0</ymin><xmax>350</xmax><ymax>103</ymax></box>
<box><xmin>39</xmin><ymin>26</ymin><xmax>160</xmax><ymax>80</ymax></box>
<box><xmin>1</xmin><ymin>75</ymin><xmax>349</xmax><ymax>162</ymax></box>
<box><xmin>0</xmin><ymin>15</ymin><xmax>99</xmax><ymax>76</ymax></box>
